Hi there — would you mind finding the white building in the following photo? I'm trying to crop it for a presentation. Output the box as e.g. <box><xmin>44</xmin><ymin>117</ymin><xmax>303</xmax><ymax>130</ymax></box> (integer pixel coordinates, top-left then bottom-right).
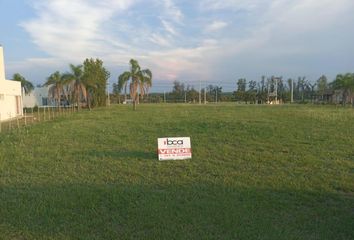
<box><xmin>0</xmin><ymin>46</ymin><xmax>23</xmax><ymax>121</ymax></box>
<box><xmin>23</xmin><ymin>86</ymin><xmax>54</xmax><ymax>108</ymax></box>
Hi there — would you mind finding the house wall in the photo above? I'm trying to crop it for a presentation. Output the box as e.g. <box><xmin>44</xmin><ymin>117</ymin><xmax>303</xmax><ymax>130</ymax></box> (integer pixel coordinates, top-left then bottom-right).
<box><xmin>0</xmin><ymin>80</ymin><xmax>23</xmax><ymax>121</ymax></box>
<box><xmin>0</xmin><ymin>46</ymin><xmax>5</xmax><ymax>81</ymax></box>
<box><xmin>23</xmin><ymin>86</ymin><xmax>53</xmax><ymax>108</ymax></box>
<box><xmin>0</xmin><ymin>46</ymin><xmax>23</xmax><ymax>121</ymax></box>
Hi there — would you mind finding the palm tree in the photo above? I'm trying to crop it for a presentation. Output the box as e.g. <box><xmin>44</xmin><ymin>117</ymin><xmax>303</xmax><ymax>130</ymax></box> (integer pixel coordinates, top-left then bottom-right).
<box><xmin>44</xmin><ymin>71</ymin><xmax>67</xmax><ymax>108</ymax></box>
<box><xmin>12</xmin><ymin>73</ymin><xmax>34</xmax><ymax>95</ymax></box>
<box><xmin>63</xmin><ymin>64</ymin><xmax>88</xmax><ymax>109</ymax></box>
<box><xmin>118</xmin><ymin>59</ymin><xmax>152</xmax><ymax>110</ymax></box>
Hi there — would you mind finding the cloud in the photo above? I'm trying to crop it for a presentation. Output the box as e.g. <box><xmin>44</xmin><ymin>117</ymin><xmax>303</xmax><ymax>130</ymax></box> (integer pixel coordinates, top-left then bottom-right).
<box><xmin>21</xmin><ymin>0</ymin><xmax>136</xmax><ymax>60</ymax></box>
<box><xmin>12</xmin><ymin>0</ymin><xmax>354</xmax><ymax>88</ymax></box>
<box><xmin>161</xmin><ymin>0</ymin><xmax>183</xmax><ymax>23</ymax></box>
<box><xmin>149</xmin><ymin>33</ymin><xmax>171</xmax><ymax>47</ymax></box>
<box><xmin>200</xmin><ymin>0</ymin><xmax>262</xmax><ymax>11</ymax></box>
<box><xmin>205</xmin><ymin>20</ymin><xmax>228</xmax><ymax>32</ymax></box>
<box><xmin>161</xmin><ymin>19</ymin><xmax>178</xmax><ymax>36</ymax></box>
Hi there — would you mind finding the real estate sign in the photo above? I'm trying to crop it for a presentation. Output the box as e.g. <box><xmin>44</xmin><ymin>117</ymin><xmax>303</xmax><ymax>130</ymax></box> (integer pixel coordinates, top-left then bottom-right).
<box><xmin>157</xmin><ymin>137</ymin><xmax>192</xmax><ymax>161</ymax></box>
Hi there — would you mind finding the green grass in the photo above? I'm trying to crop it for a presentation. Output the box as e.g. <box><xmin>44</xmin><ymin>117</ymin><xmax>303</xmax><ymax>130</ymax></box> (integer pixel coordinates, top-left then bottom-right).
<box><xmin>0</xmin><ymin>104</ymin><xmax>353</xmax><ymax>239</ymax></box>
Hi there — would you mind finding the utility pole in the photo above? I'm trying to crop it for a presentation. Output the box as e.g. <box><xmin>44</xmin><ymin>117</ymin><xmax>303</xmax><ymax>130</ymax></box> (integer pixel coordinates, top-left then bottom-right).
<box><xmin>204</xmin><ymin>83</ymin><xmax>206</xmax><ymax>104</ymax></box>
<box><xmin>164</xmin><ymin>91</ymin><xmax>166</xmax><ymax>103</ymax></box>
<box><xmin>199</xmin><ymin>79</ymin><xmax>201</xmax><ymax>105</ymax></box>
<box><xmin>184</xmin><ymin>91</ymin><xmax>187</xmax><ymax>103</ymax></box>
<box><xmin>291</xmin><ymin>78</ymin><xmax>294</xmax><ymax>103</ymax></box>
<box><xmin>275</xmin><ymin>77</ymin><xmax>278</xmax><ymax>104</ymax></box>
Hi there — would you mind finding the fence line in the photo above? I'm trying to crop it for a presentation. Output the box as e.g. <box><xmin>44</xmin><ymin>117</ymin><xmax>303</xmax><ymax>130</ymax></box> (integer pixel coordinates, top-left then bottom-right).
<box><xmin>0</xmin><ymin>106</ymin><xmax>78</xmax><ymax>134</ymax></box>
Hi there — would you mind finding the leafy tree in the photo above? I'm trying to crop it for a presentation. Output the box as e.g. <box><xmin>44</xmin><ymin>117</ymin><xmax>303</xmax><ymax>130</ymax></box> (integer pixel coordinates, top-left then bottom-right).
<box><xmin>169</xmin><ymin>81</ymin><xmax>185</xmax><ymax>102</ymax></box>
<box><xmin>12</xmin><ymin>73</ymin><xmax>34</xmax><ymax>95</ymax></box>
<box><xmin>257</xmin><ymin>76</ymin><xmax>267</xmax><ymax>103</ymax></box>
<box><xmin>118</xmin><ymin>59</ymin><xmax>152</xmax><ymax>110</ymax></box>
<box><xmin>331</xmin><ymin>73</ymin><xmax>354</xmax><ymax>106</ymax></box>
<box><xmin>234</xmin><ymin>78</ymin><xmax>246</xmax><ymax>102</ymax></box>
<box><xmin>112</xmin><ymin>83</ymin><xmax>123</xmax><ymax>104</ymax></box>
<box><xmin>316</xmin><ymin>75</ymin><xmax>328</xmax><ymax>97</ymax></box>
<box><xmin>295</xmin><ymin>76</ymin><xmax>310</xmax><ymax>102</ymax></box>
<box><xmin>83</xmin><ymin>58</ymin><xmax>110</xmax><ymax>108</ymax></box>
<box><xmin>247</xmin><ymin>80</ymin><xmax>257</xmax><ymax>104</ymax></box>
<box><xmin>186</xmin><ymin>85</ymin><xmax>199</xmax><ymax>103</ymax></box>
<box><xmin>206</xmin><ymin>85</ymin><xmax>222</xmax><ymax>102</ymax></box>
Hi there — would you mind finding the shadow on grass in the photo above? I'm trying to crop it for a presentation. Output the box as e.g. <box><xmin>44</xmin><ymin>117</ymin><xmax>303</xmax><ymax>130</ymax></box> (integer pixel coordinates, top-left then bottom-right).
<box><xmin>0</xmin><ymin>183</ymin><xmax>353</xmax><ymax>240</ymax></box>
<box><xmin>79</xmin><ymin>150</ymin><xmax>157</xmax><ymax>161</ymax></box>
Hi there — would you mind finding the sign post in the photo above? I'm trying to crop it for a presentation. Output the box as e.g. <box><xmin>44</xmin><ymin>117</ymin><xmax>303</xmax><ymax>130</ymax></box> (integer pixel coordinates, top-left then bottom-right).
<box><xmin>157</xmin><ymin>137</ymin><xmax>192</xmax><ymax>161</ymax></box>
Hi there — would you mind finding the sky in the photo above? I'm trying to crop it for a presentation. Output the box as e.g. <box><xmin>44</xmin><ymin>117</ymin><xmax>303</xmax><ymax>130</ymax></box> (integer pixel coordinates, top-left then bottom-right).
<box><xmin>1</xmin><ymin>0</ymin><xmax>354</xmax><ymax>92</ymax></box>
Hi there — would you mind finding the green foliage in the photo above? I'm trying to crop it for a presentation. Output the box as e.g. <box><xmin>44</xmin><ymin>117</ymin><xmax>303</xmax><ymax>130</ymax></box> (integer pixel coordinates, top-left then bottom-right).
<box><xmin>83</xmin><ymin>58</ymin><xmax>110</xmax><ymax>108</ymax></box>
<box><xmin>317</xmin><ymin>75</ymin><xmax>328</xmax><ymax>95</ymax></box>
<box><xmin>331</xmin><ymin>73</ymin><xmax>354</xmax><ymax>106</ymax></box>
<box><xmin>12</xmin><ymin>73</ymin><xmax>34</xmax><ymax>95</ymax></box>
<box><xmin>44</xmin><ymin>71</ymin><xmax>66</xmax><ymax>107</ymax></box>
<box><xmin>0</xmin><ymin>104</ymin><xmax>353</xmax><ymax>239</ymax></box>
<box><xmin>63</xmin><ymin>64</ymin><xmax>87</xmax><ymax>109</ymax></box>
<box><xmin>234</xmin><ymin>78</ymin><xmax>247</xmax><ymax>102</ymax></box>
<box><xmin>117</xmin><ymin>59</ymin><xmax>152</xmax><ymax>110</ymax></box>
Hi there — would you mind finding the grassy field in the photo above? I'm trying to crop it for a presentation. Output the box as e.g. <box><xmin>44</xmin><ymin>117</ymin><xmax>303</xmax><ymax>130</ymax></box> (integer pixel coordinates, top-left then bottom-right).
<box><xmin>0</xmin><ymin>104</ymin><xmax>353</xmax><ymax>239</ymax></box>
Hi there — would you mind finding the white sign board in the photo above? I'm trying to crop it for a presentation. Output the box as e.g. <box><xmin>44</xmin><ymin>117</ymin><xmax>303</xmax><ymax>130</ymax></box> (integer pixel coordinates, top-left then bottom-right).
<box><xmin>157</xmin><ymin>137</ymin><xmax>192</xmax><ymax>161</ymax></box>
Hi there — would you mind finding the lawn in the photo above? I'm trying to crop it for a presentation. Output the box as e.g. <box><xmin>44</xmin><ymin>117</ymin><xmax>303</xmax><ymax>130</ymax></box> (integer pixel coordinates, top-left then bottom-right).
<box><xmin>0</xmin><ymin>104</ymin><xmax>353</xmax><ymax>239</ymax></box>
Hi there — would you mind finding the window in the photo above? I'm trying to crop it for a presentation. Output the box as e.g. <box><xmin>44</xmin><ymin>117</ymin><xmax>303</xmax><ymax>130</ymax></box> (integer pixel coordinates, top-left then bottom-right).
<box><xmin>42</xmin><ymin>97</ymin><xmax>48</xmax><ymax>106</ymax></box>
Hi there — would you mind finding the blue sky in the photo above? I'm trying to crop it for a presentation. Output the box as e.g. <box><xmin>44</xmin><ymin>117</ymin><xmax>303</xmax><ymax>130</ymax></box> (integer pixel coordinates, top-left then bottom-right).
<box><xmin>1</xmin><ymin>0</ymin><xmax>354</xmax><ymax>92</ymax></box>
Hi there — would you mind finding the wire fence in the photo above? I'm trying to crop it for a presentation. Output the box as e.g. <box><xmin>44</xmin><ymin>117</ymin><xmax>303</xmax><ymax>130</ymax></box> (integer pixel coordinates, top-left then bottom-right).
<box><xmin>0</xmin><ymin>106</ymin><xmax>79</xmax><ymax>134</ymax></box>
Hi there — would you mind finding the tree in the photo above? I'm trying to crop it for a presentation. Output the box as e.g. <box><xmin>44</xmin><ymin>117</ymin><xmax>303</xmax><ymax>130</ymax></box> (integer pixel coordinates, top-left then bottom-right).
<box><xmin>44</xmin><ymin>71</ymin><xmax>67</xmax><ymax>108</ymax></box>
<box><xmin>118</xmin><ymin>59</ymin><xmax>152</xmax><ymax>110</ymax></box>
<box><xmin>186</xmin><ymin>85</ymin><xmax>199</xmax><ymax>103</ymax></box>
<box><xmin>64</xmin><ymin>64</ymin><xmax>87</xmax><ymax>109</ymax></box>
<box><xmin>234</xmin><ymin>78</ymin><xmax>246</xmax><ymax>102</ymax></box>
<box><xmin>247</xmin><ymin>80</ymin><xmax>257</xmax><ymax>104</ymax></box>
<box><xmin>206</xmin><ymin>85</ymin><xmax>222</xmax><ymax>102</ymax></box>
<box><xmin>112</xmin><ymin>83</ymin><xmax>122</xmax><ymax>104</ymax></box>
<box><xmin>257</xmin><ymin>76</ymin><xmax>267</xmax><ymax>103</ymax></box>
<box><xmin>83</xmin><ymin>58</ymin><xmax>110</xmax><ymax>108</ymax></box>
<box><xmin>296</xmin><ymin>76</ymin><xmax>308</xmax><ymax>102</ymax></box>
<box><xmin>63</xmin><ymin>64</ymin><xmax>87</xmax><ymax>109</ymax></box>
<box><xmin>331</xmin><ymin>73</ymin><xmax>354</xmax><ymax>106</ymax></box>
<box><xmin>12</xmin><ymin>73</ymin><xmax>34</xmax><ymax>95</ymax></box>
<box><xmin>169</xmin><ymin>81</ymin><xmax>185</xmax><ymax>102</ymax></box>
<box><xmin>316</xmin><ymin>75</ymin><xmax>328</xmax><ymax>97</ymax></box>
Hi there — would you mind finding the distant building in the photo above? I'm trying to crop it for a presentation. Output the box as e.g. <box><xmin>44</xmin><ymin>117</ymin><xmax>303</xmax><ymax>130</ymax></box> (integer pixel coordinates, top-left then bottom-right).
<box><xmin>0</xmin><ymin>46</ymin><xmax>23</xmax><ymax>121</ymax></box>
<box><xmin>23</xmin><ymin>86</ymin><xmax>55</xmax><ymax>108</ymax></box>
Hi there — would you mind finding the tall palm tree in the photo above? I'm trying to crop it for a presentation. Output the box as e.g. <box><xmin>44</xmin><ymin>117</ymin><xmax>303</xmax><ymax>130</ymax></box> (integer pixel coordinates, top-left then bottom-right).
<box><xmin>118</xmin><ymin>59</ymin><xmax>152</xmax><ymax>110</ymax></box>
<box><xmin>44</xmin><ymin>71</ymin><xmax>67</xmax><ymax>108</ymax></box>
<box><xmin>63</xmin><ymin>64</ymin><xmax>88</xmax><ymax>109</ymax></box>
<box><xmin>12</xmin><ymin>73</ymin><xmax>34</xmax><ymax>95</ymax></box>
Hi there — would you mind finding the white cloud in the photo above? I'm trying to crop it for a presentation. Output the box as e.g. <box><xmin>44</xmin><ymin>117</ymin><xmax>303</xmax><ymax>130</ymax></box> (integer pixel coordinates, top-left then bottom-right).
<box><xmin>205</xmin><ymin>20</ymin><xmax>228</xmax><ymax>32</ymax></box>
<box><xmin>13</xmin><ymin>0</ymin><xmax>354</xmax><ymax>87</ymax></box>
<box><xmin>21</xmin><ymin>0</ymin><xmax>136</xmax><ymax>61</ymax></box>
<box><xmin>200</xmin><ymin>0</ymin><xmax>262</xmax><ymax>11</ymax></box>
<box><xmin>149</xmin><ymin>33</ymin><xmax>171</xmax><ymax>47</ymax></box>
<box><xmin>161</xmin><ymin>0</ymin><xmax>183</xmax><ymax>23</ymax></box>
<box><xmin>161</xmin><ymin>19</ymin><xmax>178</xmax><ymax>36</ymax></box>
